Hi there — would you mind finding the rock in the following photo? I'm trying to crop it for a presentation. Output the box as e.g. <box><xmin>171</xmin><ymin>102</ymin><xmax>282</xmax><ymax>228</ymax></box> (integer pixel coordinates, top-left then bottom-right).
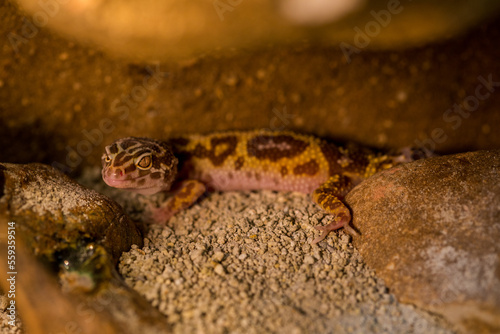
<box><xmin>13</xmin><ymin>0</ymin><xmax>500</xmax><ymax>61</ymax></box>
<box><xmin>0</xmin><ymin>163</ymin><xmax>171</xmax><ymax>333</ymax></box>
<box><xmin>3</xmin><ymin>2</ymin><xmax>500</xmax><ymax>171</ymax></box>
<box><xmin>348</xmin><ymin>150</ymin><xmax>500</xmax><ymax>333</ymax></box>
<box><xmin>0</xmin><ymin>232</ymin><xmax>118</xmax><ymax>334</ymax></box>
<box><xmin>0</xmin><ymin>162</ymin><xmax>142</xmax><ymax>262</ymax></box>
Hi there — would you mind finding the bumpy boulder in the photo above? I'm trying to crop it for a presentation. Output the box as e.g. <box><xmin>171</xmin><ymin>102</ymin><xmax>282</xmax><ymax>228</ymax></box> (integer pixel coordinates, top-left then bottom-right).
<box><xmin>0</xmin><ymin>163</ymin><xmax>171</xmax><ymax>333</ymax></box>
<box><xmin>348</xmin><ymin>150</ymin><xmax>500</xmax><ymax>333</ymax></box>
<box><xmin>0</xmin><ymin>162</ymin><xmax>143</xmax><ymax>261</ymax></box>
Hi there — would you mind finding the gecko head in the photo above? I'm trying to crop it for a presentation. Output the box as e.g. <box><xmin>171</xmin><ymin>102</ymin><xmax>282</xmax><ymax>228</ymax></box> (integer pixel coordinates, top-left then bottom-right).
<box><xmin>101</xmin><ymin>137</ymin><xmax>178</xmax><ymax>195</ymax></box>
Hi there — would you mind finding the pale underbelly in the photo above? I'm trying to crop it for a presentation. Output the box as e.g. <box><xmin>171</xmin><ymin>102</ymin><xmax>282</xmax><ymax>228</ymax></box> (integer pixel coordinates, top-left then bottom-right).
<box><xmin>189</xmin><ymin>168</ymin><xmax>329</xmax><ymax>194</ymax></box>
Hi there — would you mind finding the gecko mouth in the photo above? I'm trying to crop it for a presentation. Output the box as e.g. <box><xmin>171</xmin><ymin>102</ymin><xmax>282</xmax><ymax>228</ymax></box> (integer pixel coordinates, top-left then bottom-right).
<box><xmin>103</xmin><ymin>171</ymin><xmax>172</xmax><ymax>195</ymax></box>
<box><xmin>102</xmin><ymin>169</ymin><xmax>149</xmax><ymax>188</ymax></box>
<box><xmin>103</xmin><ymin>177</ymin><xmax>164</xmax><ymax>195</ymax></box>
<box><xmin>103</xmin><ymin>177</ymin><xmax>134</xmax><ymax>188</ymax></box>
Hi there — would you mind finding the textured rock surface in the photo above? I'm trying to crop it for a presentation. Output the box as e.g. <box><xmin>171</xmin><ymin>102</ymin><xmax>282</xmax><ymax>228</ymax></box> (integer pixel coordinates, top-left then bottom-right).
<box><xmin>14</xmin><ymin>0</ymin><xmax>500</xmax><ymax>61</ymax></box>
<box><xmin>0</xmin><ymin>163</ymin><xmax>171</xmax><ymax>333</ymax></box>
<box><xmin>2</xmin><ymin>2</ymin><xmax>500</xmax><ymax>173</ymax></box>
<box><xmin>0</xmin><ymin>162</ymin><xmax>142</xmax><ymax>261</ymax></box>
<box><xmin>348</xmin><ymin>150</ymin><xmax>500</xmax><ymax>333</ymax></box>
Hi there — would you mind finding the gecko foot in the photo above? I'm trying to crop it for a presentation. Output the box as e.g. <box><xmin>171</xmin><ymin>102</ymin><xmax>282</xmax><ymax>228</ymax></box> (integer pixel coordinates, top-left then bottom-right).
<box><xmin>145</xmin><ymin>179</ymin><xmax>206</xmax><ymax>225</ymax></box>
<box><xmin>311</xmin><ymin>214</ymin><xmax>358</xmax><ymax>244</ymax></box>
<box><xmin>141</xmin><ymin>202</ymin><xmax>174</xmax><ymax>225</ymax></box>
<box><xmin>148</xmin><ymin>205</ymin><xmax>175</xmax><ymax>225</ymax></box>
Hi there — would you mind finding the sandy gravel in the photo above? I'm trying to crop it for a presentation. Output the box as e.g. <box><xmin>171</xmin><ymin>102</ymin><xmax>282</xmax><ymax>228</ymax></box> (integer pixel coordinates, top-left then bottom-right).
<box><xmin>80</xmin><ymin>167</ymin><xmax>456</xmax><ymax>334</ymax></box>
<box><xmin>0</xmin><ymin>167</ymin><xmax>457</xmax><ymax>333</ymax></box>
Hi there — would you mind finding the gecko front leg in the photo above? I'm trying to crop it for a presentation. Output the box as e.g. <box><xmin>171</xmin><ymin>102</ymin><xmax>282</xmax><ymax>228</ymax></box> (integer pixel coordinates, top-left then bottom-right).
<box><xmin>311</xmin><ymin>174</ymin><xmax>357</xmax><ymax>244</ymax></box>
<box><xmin>150</xmin><ymin>180</ymin><xmax>206</xmax><ymax>223</ymax></box>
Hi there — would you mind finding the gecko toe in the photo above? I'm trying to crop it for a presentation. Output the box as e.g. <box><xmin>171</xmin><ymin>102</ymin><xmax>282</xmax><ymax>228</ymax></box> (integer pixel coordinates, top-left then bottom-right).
<box><xmin>311</xmin><ymin>215</ymin><xmax>352</xmax><ymax>244</ymax></box>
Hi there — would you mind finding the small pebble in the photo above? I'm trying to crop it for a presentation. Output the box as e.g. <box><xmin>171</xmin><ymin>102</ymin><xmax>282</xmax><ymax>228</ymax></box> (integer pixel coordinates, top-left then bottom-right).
<box><xmin>214</xmin><ymin>264</ymin><xmax>226</xmax><ymax>276</ymax></box>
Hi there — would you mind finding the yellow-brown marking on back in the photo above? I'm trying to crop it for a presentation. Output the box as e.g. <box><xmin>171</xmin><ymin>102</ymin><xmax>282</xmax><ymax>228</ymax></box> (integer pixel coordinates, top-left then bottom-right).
<box><xmin>293</xmin><ymin>159</ymin><xmax>320</xmax><ymax>176</ymax></box>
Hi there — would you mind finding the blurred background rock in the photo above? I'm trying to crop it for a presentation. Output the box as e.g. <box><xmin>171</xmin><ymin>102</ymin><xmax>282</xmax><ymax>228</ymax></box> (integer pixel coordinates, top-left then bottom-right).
<box><xmin>1</xmin><ymin>0</ymin><xmax>499</xmax><ymax>173</ymax></box>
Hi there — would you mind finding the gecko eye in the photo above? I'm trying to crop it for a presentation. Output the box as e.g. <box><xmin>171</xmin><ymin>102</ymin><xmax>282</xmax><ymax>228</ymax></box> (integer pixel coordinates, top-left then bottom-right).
<box><xmin>136</xmin><ymin>155</ymin><xmax>152</xmax><ymax>170</ymax></box>
<box><xmin>102</xmin><ymin>154</ymin><xmax>111</xmax><ymax>163</ymax></box>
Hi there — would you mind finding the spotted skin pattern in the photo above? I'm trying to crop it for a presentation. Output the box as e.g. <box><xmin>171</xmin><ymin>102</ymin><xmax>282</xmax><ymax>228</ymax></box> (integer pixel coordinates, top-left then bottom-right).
<box><xmin>102</xmin><ymin>130</ymin><xmax>419</xmax><ymax>243</ymax></box>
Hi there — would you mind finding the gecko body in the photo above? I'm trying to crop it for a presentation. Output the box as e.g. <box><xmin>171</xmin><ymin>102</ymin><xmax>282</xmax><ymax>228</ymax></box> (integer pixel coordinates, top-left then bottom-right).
<box><xmin>102</xmin><ymin>130</ymin><xmax>420</xmax><ymax>243</ymax></box>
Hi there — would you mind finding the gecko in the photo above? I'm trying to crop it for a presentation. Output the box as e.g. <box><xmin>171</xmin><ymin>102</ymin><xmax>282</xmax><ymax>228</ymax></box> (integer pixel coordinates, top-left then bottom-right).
<box><xmin>101</xmin><ymin>130</ymin><xmax>422</xmax><ymax>243</ymax></box>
